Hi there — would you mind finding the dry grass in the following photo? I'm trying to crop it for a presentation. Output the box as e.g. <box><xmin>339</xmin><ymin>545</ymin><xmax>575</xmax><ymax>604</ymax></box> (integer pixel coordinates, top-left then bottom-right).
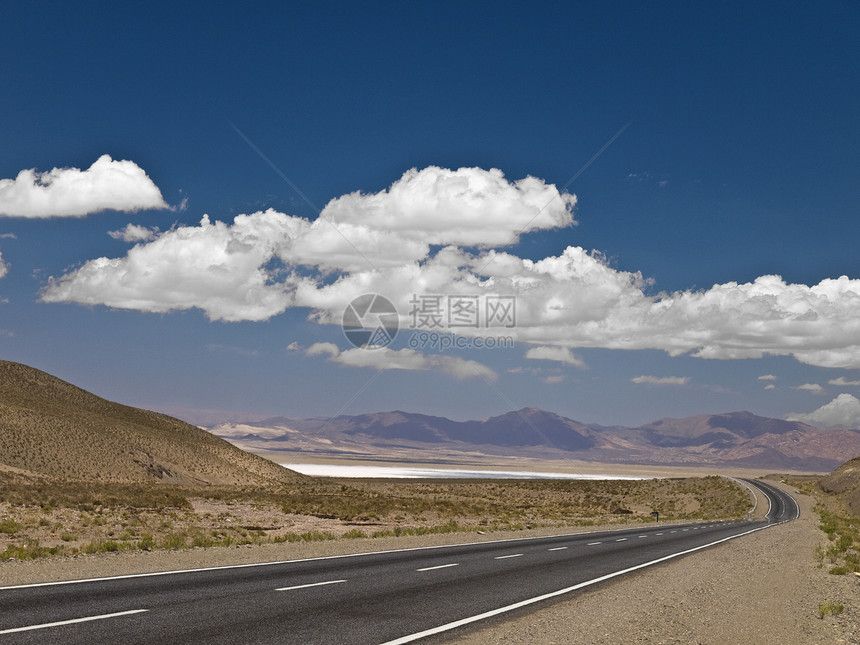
<box><xmin>0</xmin><ymin>472</ymin><xmax>750</xmax><ymax>562</ymax></box>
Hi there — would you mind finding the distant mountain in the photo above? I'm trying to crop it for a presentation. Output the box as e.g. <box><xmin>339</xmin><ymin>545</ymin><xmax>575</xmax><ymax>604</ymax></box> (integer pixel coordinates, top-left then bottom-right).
<box><xmin>0</xmin><ymin>361</ymin><xmax>305</xmax><ymax>485</ymax></box>
<box><xmin>210</xmin><ymin>408</ymin><xmax>860</xmax><ymax>472</ymax></box>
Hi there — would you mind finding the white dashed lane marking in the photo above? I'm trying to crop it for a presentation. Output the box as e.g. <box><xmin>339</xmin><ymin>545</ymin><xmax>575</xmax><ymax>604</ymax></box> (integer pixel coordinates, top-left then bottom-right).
<box><xmin>417</xmin><ymin>563</ymin><xmax>459</xmax><ymax>572</ymax></box>
<box><xmin>276</xmin><ymin>580</ymin><xmax>347</xmax><ymax>591</ymax></box>
<box><xmin>0</xmin><ymin>610</ymin><xmax>149</xmax><ymax>635</ymax></box>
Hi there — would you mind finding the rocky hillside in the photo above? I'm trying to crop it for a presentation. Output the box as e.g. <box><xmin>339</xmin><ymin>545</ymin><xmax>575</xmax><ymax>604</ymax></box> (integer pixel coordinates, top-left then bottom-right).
<box><xmin>819</xmin><ymin>456</ymin><xmax>860</xmax><ymax>514</ymax></box>
<box><xmin>0</xmin><ymin>361</ymin><xmax>304</xmax><ymax>485</ymax></box>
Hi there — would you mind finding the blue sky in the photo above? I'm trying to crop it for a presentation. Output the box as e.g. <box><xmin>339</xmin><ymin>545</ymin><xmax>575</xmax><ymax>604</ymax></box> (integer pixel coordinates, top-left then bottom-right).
<box><xmin>1</xmin><ymin>1</ymin><xmax>859</xmax><ymax>427</ymax></box>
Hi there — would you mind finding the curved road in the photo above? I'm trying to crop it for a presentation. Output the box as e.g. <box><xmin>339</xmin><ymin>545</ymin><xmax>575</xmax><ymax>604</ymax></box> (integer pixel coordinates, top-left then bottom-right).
<box><xmin>741</xmin><ymin>478</ymin><xmax>799</xmax><ymax>523</ymax></box>
<box><xmin>0</xmin><ymin>479</ymin><xmax>798</xmax><ymax>644</ymax></box>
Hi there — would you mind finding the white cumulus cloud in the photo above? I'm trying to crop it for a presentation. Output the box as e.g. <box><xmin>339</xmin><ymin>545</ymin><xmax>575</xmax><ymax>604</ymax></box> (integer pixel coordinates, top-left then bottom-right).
<box><xmin>305</xmin><ymin>343</ymin><xmax>496</xmax><ymax>380</ymax></box>
<box><xmin>0</xmin><ymin>155</ymin><xmax>168</xmax><ymax>217</ymax></box>
<box><xmin>108</xmin><ymin>223</ymin><xmax>160</xmax><ymax>243</ymax></box>
<box><xmin>321</xmin><ymin>166</ymin><xmax>576</xmax><ymax>247</ymax></box>
<box><xmin>0</xmin><ymin>252</ymin><xmax>7</xmax><ymax>279</ymax></box>
<box><xmin>631</xmin><ymin>375</ymin><xmax>690</xmax><ymax>386</ymax></box>
<box><xmin>758</xmin><ymin>374</ymin><xmax>777</xmax><ymax>381</ymax></box>
<box><xmin>828</xmin><ymin>377</ymin><xmax>860</xmax><ymax>386</ymax></box>
<box><xmin>305</xmin><ymin>342</ymin><xmax>340</xmax><ymax>357</ymax></box>
<box><xmin>524</xmin><ymin>346</ymin><xmax>585</xmax><ymax>367</ymax></box>
<box><xmin>37</xmin><ymin>164</ymin><xmax>860</xmax><ymax>372</ymax></box>
<box><xmin>42</xmin><ymin>213</ymin><xmax>294</xmax><ymax>322</ymax></box>
<box><xmin>787</xmin><ymin>393</ymin><xmax>860</xmax><ymax>428</ymax></box>
<box><xmin>795</xmin><ymin>383</ymin><xmax>825</xmax><ymax>395</ymax></box>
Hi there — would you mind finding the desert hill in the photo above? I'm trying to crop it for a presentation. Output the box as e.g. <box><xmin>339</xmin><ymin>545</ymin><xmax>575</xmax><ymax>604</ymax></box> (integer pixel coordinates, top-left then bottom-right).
<box><xmin>0</xmin><ymin>360</ymin><xmax>304</xmax><ymax>485</ymax></box>
<box><xmin>211</xmin><ymin>408</ymin><xmax>860</xmax><ymax>472</ymax></box>
<box><xmin>819</xmin><ymin>456</ymin><xmax>860</xmax><ymax>515</ymax></box>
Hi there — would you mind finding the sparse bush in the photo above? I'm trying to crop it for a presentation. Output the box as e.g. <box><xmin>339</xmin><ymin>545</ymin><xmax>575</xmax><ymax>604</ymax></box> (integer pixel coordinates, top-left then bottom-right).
<box><xmin>810</xmin><ymin>504</ymin><xmax>860</xmax><ymax>573</ymax></box>
<box><xmin>0</xmin><ymin>539</ymin><xmax>58</xmax><ymax>560</ymax></box>
<box><xmin>161</xmin><ymin>533</ymin><xmax>187</xmax><ymax>549</ymax></box>
<box><xmin>817</xmin><ymin>602</ymin><xmax>845</xmax><ymax>618</ymax></box>
<box><xmin>342</xmin><ymin>529</ymin><xmax>366</xmax><ymax>539</ymax></box>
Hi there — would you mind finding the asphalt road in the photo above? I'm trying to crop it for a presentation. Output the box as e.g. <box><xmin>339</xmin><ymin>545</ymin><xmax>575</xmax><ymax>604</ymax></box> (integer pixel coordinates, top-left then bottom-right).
<box><xmin>0</xmin><ymin>479</ymin><xmax>798</xmax><ymax>645</ymax></box>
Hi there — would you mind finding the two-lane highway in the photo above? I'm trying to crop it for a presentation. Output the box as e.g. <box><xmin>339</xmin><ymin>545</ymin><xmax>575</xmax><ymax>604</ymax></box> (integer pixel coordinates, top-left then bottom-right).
<box><xmin>0</xmin><ymin>479</ymin><xmax>798</xmax><ymax>644</ymax></box>
<box><xmin>741</xmin><ymin>478</ymin><xmax>799</xmax><ymax>523</ymax></box>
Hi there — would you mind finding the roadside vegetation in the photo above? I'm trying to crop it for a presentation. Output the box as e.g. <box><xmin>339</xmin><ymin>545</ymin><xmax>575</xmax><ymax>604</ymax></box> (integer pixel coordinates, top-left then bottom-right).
<box><xmin>783</xmin><ymin>475</ymin><xmax>860</xmax><ymax>576</ymax></box>
<box><xmin>817</xmin><ymin>601</ymin><xmax>846</xmax><ymax>619</ymax></box>
<box><xmin>0</xmin><ymin>471</ymin><xmax>750</xmax><ymax>562</ymax></box>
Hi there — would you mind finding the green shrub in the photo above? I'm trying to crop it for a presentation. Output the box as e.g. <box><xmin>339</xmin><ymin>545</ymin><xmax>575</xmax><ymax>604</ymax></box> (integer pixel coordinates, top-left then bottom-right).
<box><xmin>817</xmin><ymin>602</ymin><xmax>845</xmax><ymax>618</ymax></box>
<box><xmin>161</xmin><ymin>533</ymin><xmax>187</xmax><ymax>549</ymax></box>
<box><xmin>0</xmin><ymin>539</ymin><xmax>57</xmax><ymax>560</ymax></box>
<box><xmin>342</xmin><ymin>529</ymin><xmax>367</xmax><ymax>539</ymax></box>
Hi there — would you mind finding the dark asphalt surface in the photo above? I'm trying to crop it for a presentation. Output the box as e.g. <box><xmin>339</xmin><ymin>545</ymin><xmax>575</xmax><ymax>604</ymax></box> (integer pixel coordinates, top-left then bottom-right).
<box><xmin>0</xmin><ymin>479</ymin><xmax>798</xmax><ymax>644</ymax></box>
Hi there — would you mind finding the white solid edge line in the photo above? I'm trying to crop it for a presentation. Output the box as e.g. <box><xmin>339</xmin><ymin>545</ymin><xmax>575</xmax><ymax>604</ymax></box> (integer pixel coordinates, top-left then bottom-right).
<box><xmin>377</xmin><ymin>522</ymin><xmax>780</xmax><ymax>645</ymax></box>
<box><xmin>0</xmin><ymin>525</ymin><xmax>690</xmax><ymax>591</ymax></box>
<box><xmin>275</xmin><ymin>579</ymin><xmax>346</xmax><ymax>591</ymax></box>
<box><xmin>416</xmin><ymin>563</ymin><xmax>459</xmax><ymax>572</ymax></box>
<box><xmin>765</xmin><ymin>486</ymin><xmax>773</xmax><ymax>518</ymax></box>
<box><xmin>0</xmin><ymin>609</ymin><xmax>148</xmax><ymax>635</ymax></box>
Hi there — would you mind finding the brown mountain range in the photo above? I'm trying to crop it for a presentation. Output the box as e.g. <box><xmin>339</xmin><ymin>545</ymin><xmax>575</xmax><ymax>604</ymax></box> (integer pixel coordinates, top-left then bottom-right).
<box><xmin>0</xmin><ymin>361</ymin><xmax>304</xmax><ymax>485</ymax></box>
<box><xmin>211</xmin><ymin>408</ymin><xmax>860</xmax><ymax>472</ymax></box>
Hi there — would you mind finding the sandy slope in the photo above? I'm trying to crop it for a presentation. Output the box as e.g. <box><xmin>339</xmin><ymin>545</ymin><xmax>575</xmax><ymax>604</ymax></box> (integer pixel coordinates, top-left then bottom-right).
<box><xmin>0</xmin><ymin>360</ymin><xmax>304</xmax><ymax>485</ymax></box>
